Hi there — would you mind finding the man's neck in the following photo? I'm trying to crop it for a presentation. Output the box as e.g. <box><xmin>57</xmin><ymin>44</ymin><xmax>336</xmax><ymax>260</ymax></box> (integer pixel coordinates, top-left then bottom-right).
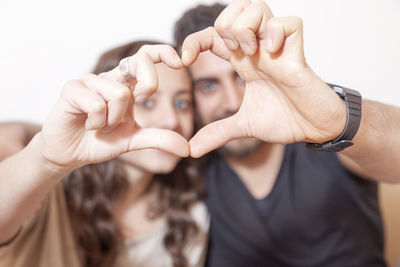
<box><xmin>225</xmin><ymin>143</ymin><xmax>285</xmax><ymax>199</ymax></box>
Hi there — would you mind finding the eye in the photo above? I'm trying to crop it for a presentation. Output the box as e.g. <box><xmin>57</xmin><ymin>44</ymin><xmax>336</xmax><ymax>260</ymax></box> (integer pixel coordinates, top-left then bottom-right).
<box><xmin>174</xmin><ymin>99</ymin><xmax>191</xmax><ymax>111</ymax></box>
<box><xmin>203</xmin><ymin>81</ymin><xmax>214</xmax><ymax>90</ymax></box>
<box><xmin>195</xmin><ymin>80</ymin><xmax>217</xmax><ymax>94</ymax></box>
<box><xmin>139</xmin><ymin>98</ymin><xmax>155</xmax><ymax>109</ymax></box>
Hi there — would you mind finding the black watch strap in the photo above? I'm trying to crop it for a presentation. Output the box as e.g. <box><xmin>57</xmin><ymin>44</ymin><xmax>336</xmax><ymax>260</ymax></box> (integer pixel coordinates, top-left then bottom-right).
<box><xmin>306</xmin><ymin>83</ymin><xmax>362</xmax><ymax>152</ymax></box>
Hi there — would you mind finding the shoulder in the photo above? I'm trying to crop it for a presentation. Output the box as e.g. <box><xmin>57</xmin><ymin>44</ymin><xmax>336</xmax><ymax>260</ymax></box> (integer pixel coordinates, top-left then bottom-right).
<box><xmin>0</xmin><ymin>182</ymin><xmax>80</xmax><ymax>266</ymax></box>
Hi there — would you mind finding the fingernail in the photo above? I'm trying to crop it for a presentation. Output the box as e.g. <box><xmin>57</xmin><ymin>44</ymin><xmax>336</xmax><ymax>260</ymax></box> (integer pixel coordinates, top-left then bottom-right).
<box><xmin>182</xmin><ymin>50</ymin><xmax>189</xmax><ymax>64</ymax></box>
<box><xmin>240</xmin><ymin>42</ymin><xmax>253</xmax><ymax>55</ymax></box>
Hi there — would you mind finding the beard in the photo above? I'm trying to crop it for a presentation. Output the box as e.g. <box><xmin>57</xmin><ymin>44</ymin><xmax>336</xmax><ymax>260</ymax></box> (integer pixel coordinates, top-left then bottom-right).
<box><xmin>218</xmin><ymin>138</ymin><xmax>264</xmax><ymax>158</ymax></box>
<box><xmin>195</xmin><ymin>111</ymin><xmax>265</xmax><ymax>159</ymax></box>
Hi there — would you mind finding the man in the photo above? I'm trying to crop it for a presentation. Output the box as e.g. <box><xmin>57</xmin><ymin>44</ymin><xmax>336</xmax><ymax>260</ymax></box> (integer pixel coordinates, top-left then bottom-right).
<box><xmin>1</xmin><ymin>1</ymin><xmax>399</xmax><ymax>266</ymax></box>
<box><xmin>173</xmin><ymin>1</ymin><xmax>400</xmax><ymax>266</ymax></box>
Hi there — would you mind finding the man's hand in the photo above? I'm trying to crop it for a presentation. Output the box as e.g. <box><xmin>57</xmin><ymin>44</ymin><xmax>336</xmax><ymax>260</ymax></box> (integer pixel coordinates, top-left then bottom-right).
<box><xmin>182</xmin><ymin>0</ymin><xmax>347</xmax><ymax>157</ymax></box>
<box><xmin>39</xmin><ymin>45</ymin><xmax>190</xmax><ymax>171</ymax></box>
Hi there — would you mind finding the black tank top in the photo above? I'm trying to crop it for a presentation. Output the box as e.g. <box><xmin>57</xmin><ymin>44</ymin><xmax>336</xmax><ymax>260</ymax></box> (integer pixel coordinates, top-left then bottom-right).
<box><xmin>204</xmin><ymin>142</ymin><xmax>386</xmax><ymax>267</ymax></box>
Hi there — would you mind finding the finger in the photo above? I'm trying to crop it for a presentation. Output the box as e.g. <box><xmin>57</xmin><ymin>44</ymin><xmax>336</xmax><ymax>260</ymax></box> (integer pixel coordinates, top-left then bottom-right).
<box><xmin>102</xmin><ymin>44</ymin><xmax>182</xmax><ymax>81</ymax></box>
<box><xmin>129</xmin><ymin>128</ymin><xmax>190</xmax><ymax>157</ymax></box>
<box><xmin>189</xmin><ymin>115</ymin><xmax>244</xmax><ymax>158</ymax></box>
<box><xmin>231</xmin><ymin>0</ymin><xmax>273</xmax><ymax>55</ymax></box>
<box><xmin>138</xmin><ymin>44</ymin><xmax>183</xmax><ymax>69</ymax></box>
<box><xmin>61</xmin><ymin>80</ymin><xmax>107</xmax><ymax>130</ymax></box>
<box><xmin>100</xmin><ymin>53</ymin><xmax>157</xmax><ymax>103</ymax></box>
<box><xmin>266</xmin><ymin>16</ymin><xmax>304</xmax><ymax>54</ymax></box>
<box><xmin>181</xmin><ymin>27</ymin><xmax>233</xmax><ymax>66</ymax></box>
<box><xmin>102</xmin><ymin>45</ymin><xmax>183</xmax><ymax>103</ymax></box>
<box><xmin>81</xmin><ymin>74</ymin><xmax>131</xmax><ymax>131</ymax></box>
<box><xmin>214</xmin><ymin>0</ymin><xmax>251</xmax><ymax>50</ymax></box>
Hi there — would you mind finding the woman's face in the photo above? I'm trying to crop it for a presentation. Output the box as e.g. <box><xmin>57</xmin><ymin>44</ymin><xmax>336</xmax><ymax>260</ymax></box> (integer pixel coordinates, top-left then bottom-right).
<box><xmin>119</xmin><ymin>63</ymin><xmax>193</xmax><ymax>174</ymax></box>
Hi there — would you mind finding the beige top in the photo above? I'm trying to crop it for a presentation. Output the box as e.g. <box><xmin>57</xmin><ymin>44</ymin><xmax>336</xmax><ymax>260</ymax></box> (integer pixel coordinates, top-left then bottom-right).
<box><xmin>0</xmin><ymin>183</ymin><xmax>209</xmax><ymax>267</ymax></box>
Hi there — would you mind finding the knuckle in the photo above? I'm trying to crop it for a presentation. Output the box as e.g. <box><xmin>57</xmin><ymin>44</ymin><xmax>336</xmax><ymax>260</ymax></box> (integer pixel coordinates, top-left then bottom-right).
<box><xmin>165</xmin><ymin>45</ymin><xmax>176</xmax><ymax>54</ymax></box>
<box><xmin>90</xmin><ymin>101</ymin><xmax>106</xmax><ymax>114</ymax></box>
<box><xmin>184</xmin><ymin>35</ymin><xmax>196</xmax><ymax>46</ymax></box>
<box><xmin>205</xmin><ymin>26</ymin><xmax>216</xmax><ymax>34</ymax></box>
<box><xmin>136</xmin><ymin>50</ymin><xmax>150</xmax><ymax>61</ymax></box>
<box><xmin>185</xmin><ymin>29</ymin><xmax>205</xmax><ymax>44</ymax></box>
<box><xmin>62</xmin><ymin>80</ymin><xmax>80</xmax><ymax>95</ymax></box>
<box><xmin>158</xmin><ymin>45</ymin><xmax>176</xmax><ymax>58</ymax></box>
<box><xmin>268</xmin><ymin>18</ymin><xmax>280</xmax><ymax>28</ymax></box>
<box><xmin>255</xmin><ymin>0</ymin><xmax>268</xmax><ymax>9</ymax></box>
<box><xmin>215</xmin><ymin>19</ymin><xmax>230</xmax><ymax>34</ymax></box>
<box><xmin>82</xmin><ymin>73</ymin><xmax>96</xmax><ymax>81</ymax></box>
<box><xmin>232</xmin><ymin>21</ymin><xmax>247</xmax><ymax>35</ymax></box>
<box><xmin>294</xmin><ymin>17</ymin><xmax>303</xmax><ymax>28</ymax></box>
<box><xmin>138</xmin><ymin>44</ymin><xmax>151</xmax><ymax>53</ymax></box>
<box><xmin>114</xmin><ymin>86</ymin><xmax>131</xmax><ymax>100</ymax></box>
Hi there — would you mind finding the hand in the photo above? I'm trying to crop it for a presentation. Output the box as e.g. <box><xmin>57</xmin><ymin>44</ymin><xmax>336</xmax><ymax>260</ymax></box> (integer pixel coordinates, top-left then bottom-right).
<box><xmin>39</xmin><ymin>45</ymin><xmax>190</xmax><ymax>170</ymax></box>
<box><xmin>182</xmin><ymin>0</ymin><xmax>346</xmax><ymax>157</ymax></box>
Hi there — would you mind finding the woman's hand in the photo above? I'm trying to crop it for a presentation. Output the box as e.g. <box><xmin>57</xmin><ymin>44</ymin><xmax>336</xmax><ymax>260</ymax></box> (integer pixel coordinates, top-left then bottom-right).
<box><xmin>39</xmin><ymin>45</ymin><xmax>190</xmax><ymax>170</ymax></box>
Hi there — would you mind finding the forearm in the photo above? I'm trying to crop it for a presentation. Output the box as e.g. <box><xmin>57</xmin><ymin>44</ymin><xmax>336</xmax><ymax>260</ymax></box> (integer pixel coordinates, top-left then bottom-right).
<box><xmin>0</xmin><ymin>133</ymin><xmax>70</xmax><ymax>243</ymax></box>
<box><xmin>339</xmin><ymin>100</ymin><xmax>400</xmax><ymax>183</ymax></box>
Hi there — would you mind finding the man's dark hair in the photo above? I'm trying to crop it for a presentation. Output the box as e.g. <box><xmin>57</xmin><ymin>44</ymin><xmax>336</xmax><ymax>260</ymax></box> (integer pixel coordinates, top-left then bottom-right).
<box><xmin>173</xmin><ymin>3</ymin><xmax>227</xmax><ymax>52</ymax></box>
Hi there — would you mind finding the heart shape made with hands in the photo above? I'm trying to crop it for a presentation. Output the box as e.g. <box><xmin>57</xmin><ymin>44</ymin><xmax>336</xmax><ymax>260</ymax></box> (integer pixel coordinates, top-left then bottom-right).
<box><xmin>39</xmin><ymin>44</ymin><xmax>194</xmax><ymax>170</ymax></box>
<box><xmin>40</xmin><ymin>0</ymin><xmax>346</xmax><ymax>169</ymax></box>
<box><xmin>180</xmin><ymin>0</ymin><xmax>346</xmax><ymax>158</ymax></box>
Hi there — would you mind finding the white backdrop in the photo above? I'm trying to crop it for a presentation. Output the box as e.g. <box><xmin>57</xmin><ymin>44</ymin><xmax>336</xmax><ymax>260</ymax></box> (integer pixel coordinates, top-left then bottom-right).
<box><xmin>1</xmin><ymin>0</ymin><xmax>399</xmax><ymax>123</ymax></box>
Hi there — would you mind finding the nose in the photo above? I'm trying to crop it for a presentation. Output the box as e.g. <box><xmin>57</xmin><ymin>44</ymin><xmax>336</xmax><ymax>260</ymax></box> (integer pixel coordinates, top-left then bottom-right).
<box><xmin>222</xmin><ymin>79</ymin><xmax>244</xmax><ymax>113</ymax></box>
<box><xmin>156</xmin><ymin>103</ymin><xmax>179</xmax><ymax>131</ymax></box>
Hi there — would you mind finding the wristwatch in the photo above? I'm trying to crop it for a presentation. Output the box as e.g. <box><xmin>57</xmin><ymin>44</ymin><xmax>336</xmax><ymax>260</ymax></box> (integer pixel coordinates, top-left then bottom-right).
<box><xmin>306</xmin><ymin>83</ymin><xmax>362</xmax><ymax>152</ymax></box>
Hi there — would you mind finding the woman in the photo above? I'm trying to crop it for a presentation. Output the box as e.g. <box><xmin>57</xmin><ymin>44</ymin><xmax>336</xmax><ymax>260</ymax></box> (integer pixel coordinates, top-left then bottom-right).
<box><xmin>0</xmin><ymin>41</ymin><xmax>208</xmax><ymax>267</ymax></box>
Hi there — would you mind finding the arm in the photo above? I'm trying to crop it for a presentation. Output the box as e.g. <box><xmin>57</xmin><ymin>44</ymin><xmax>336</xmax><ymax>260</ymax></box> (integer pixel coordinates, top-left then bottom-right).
<box><xmin>0</xmin><ymin>135</ymin><xmax>70</xmax><ymax>244</ymax></box>
<box><xmin>183</xmin><ymin>0</ymin><xmax>400</xmax><ymax>183</ymax></box>
<box><xmin>0</xmin><ymin>45</ymin><xmax>190</xmax><ymax>243</ymax></box>
<box><xmin>338</xmin><ymin>100</ymin><xmax>400</xmax><ymax>183</ymax></box>
<box><xmin>0</xmin><ymin>121</ymin><xmax>41</xmax><ymax>162</ymax></box>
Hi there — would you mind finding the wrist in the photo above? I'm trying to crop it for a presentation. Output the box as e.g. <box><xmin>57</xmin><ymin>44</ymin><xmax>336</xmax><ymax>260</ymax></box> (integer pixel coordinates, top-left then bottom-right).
<box><xmin>27</xmin><ymin>133</ymin><xmax>74</xmax><ymax>179</ymax></box>
<box><xmin>297</xmin><ymin>75</ymin><xmax>347</xmax><ymax>143</ymax></box>
<box><xmin>307</xmin><ymin>84</ymin><xmax>362</xmax><ymax>152</ymax></box>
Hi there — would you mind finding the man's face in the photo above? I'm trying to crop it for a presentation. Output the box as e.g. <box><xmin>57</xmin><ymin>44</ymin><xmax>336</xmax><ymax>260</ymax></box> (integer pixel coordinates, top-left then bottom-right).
<box><xmin>190</xmin><ymin>51</ymin><xmax>264</xmax><ymax>158</ymax></box>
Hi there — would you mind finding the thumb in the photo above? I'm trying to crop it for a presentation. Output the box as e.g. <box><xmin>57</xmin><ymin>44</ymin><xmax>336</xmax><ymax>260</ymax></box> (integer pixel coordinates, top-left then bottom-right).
<box><xmin>189</xmin><ymin>115</ymin><xmax>244</xmax><ymax>158</ymax></box>
<box><xmin>128</xmin><ymin>128</ymin><xmax>190</xmax><ymax>157</ymax></box>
